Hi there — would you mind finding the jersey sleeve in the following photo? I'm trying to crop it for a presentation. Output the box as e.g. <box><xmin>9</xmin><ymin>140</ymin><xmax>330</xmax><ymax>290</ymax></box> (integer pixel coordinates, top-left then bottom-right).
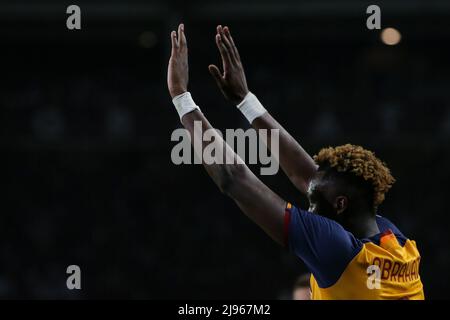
<box><xmin>375</xmin><ymin>214</ymin><xmax>407</xmax><ymax>245</ymax></box>
<box><xmin>284</xmin><ymin>203</ymin><xmax>362</xmax><ymax>288</ymax></box>
<box><xmin>376</xmin><ymin>215</ymin><xmax>404</xmax><ymax>237</ymax></box>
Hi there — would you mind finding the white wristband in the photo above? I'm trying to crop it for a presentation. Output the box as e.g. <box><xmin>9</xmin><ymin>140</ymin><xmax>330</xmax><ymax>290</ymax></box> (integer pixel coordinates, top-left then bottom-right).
<box><xmin>172</xmin><ymin>91</ymin><xmax>201</xmax><ymax>120</ymax></box>
<box><xmin>236</xmin><ymin>92</ymin><xmax>267</xmax><ymax>123</ymax></box>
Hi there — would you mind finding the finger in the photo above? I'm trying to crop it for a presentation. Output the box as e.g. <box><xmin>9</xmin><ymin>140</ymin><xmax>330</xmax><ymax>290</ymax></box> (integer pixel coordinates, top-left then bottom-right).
<box><xmin>170</xmin><ymin>30</ymin><xmax>178</xmax><ymax>51</ymax></box>
<box><xmin>208</xmin><ymin>64</ymin><xmax>224</xmax><ymax>87</ymax></box>
<box><xmin>178</xmin><ymin>23</ymin><xmax>187</xmax><ymax>48</ymax></box>
<box><xmin>216</xmin><ymin>33</ymin><xmax>232</xmax><ymax>70</ymax></box>
<box><xmin>223</xmin><ymin>26</ymin><xmax>241</xmax><ymax>61</ymax></box>
<box><xmin>218</xmin><ymin>25</ymin><xmax>236</xmax><ymax>63</ymax></box>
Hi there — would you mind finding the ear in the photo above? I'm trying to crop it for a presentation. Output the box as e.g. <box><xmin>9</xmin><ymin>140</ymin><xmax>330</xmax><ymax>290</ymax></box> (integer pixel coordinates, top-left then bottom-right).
<box><xmin>334</xmin><ymin>196</ymin><xmax>348</xmax><ymax>215</ymax></box>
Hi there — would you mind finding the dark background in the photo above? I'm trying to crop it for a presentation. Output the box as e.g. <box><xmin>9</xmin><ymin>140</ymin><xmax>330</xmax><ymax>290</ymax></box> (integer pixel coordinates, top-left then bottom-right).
<box><xmin>1</xmin><ymin>0</ymin><xmax>449</xmax><ymax>299</ymax></box>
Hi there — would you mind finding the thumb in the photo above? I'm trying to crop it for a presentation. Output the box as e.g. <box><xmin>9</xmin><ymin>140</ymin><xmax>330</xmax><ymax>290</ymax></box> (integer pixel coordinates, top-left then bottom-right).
<box><xmin>208</xmin><ymin>64</ymin><xmax>224</xmax><ymax>87</ymax></box>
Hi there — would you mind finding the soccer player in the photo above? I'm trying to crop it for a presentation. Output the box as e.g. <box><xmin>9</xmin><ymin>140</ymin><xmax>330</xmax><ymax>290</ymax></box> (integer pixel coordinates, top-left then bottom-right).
<box><xmin>167</xmin><ymin>24</ymin><xmax>424</xmax><ymax>299</ymax></box>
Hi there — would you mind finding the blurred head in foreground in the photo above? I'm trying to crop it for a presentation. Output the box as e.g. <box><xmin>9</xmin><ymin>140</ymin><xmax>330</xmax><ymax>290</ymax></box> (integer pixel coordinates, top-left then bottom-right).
<box><xmin>292</xmin><ymin>274</ymin><xmax>311</xmax><ymax>300</ymax></box>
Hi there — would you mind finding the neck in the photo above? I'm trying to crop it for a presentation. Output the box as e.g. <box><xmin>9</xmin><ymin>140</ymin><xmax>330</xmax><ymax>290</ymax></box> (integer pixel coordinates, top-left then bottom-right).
<box><xmin>340</xmin><ymin>212</ymin><xmax>379</xmax><ymax>238</ymax></box>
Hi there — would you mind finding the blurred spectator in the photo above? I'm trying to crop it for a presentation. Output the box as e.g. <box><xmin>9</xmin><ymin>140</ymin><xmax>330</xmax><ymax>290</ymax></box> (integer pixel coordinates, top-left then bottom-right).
<box><xmin>292</xmin><ymin>274</ymin><xmax>311</xmax><ymax>300</ymax></box>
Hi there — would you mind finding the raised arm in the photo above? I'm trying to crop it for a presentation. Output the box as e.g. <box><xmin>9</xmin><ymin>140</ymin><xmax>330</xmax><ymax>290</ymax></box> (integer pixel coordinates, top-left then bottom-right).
<box><xmin>208</xmin><ymin>25</ymin><xmax>318</xmax><ymax>194</ymax></box>
<box><xmin>167</xmin><ymin>24</ymin><xmax>286</xmax><ymax>245</ymax></box>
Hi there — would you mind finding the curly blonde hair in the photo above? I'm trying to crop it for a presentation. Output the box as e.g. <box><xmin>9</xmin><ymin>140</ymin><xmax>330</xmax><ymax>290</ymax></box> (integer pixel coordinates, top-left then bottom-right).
<box><xmin>313</xmin><ymin>144</ymin><xmax>395</xmax><ymax>207</ymax></box>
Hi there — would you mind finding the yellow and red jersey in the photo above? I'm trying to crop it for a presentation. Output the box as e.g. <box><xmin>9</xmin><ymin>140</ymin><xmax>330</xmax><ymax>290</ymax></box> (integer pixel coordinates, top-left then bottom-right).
<box><xmin>284</xmin><ymin>202</ymin><xmax>424</xmax><ymax>300</ymax></box>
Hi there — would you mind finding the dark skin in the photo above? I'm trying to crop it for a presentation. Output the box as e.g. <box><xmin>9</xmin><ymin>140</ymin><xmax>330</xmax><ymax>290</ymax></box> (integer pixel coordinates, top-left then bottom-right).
<box><xmin>307</xmin><ymin>173</ymin><xmax>379</xmax><ymax>238</ymax></box>
<box><xmin>167</xmin><ymin>24</ymin><xmax>380</xmax><ymax>242</ymax></box>
<box><xmin>209</xmin><ymin>26</ymin><xmax>317</xmax><ymax>195</ymax></box>
<box><xmin>210</xmin><ymin>25</ymin><xmax>381</xmax><ymax>238</ymax></box>
<box><xmin>168</xmin><ymin>24</ymin><xmax>286</xmax><ymax>245</ymax></box>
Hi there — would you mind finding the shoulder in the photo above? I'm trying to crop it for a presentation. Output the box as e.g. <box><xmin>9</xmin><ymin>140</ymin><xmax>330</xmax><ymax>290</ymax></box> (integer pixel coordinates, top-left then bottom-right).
<box><xmin>373</xmin><ymin>214</ymin><xmax>408</xmax><ymax>245</ymax></box>
<box><xmin>286</xmin><ymin>204</ymin><xmax>363</xmax><ymax>288</ymax></box>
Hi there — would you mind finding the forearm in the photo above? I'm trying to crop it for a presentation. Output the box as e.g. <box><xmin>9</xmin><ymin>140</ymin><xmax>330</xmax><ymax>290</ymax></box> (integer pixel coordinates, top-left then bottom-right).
<box><xmin>180</xmin><ymin>109</ymin><xmax>246</xmax><ymax>195</ymax></box>
<box><xmin>251</xmin><ymin>112</ymin><xmax>318</xmax><ymax>194</ymax></box>
<box><xmin>237</xmin><ymin>93</ymin><xmax>317</xmax><ymax>194</ymax></box>
<box><xmin>207</xmin><ymin>26</ymin><xmax>317</xmax><ymax>194</ymax></box>
<box><xmin>178</xmin><ymin>105</ymin><xmax>285</xmax><ymax>245</ymax></box>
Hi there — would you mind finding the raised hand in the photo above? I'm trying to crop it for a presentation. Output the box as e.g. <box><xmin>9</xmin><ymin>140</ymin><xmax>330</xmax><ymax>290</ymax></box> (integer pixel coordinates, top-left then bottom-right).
<box><xmin>209</xmin><ymin>25</ymin><xmax>249</xmax><ymax>105</ymax></box>
<box><xmin>167</xmin><ymin>23</ymin><xmax>189</xmax><ymax>98</ymax></box>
